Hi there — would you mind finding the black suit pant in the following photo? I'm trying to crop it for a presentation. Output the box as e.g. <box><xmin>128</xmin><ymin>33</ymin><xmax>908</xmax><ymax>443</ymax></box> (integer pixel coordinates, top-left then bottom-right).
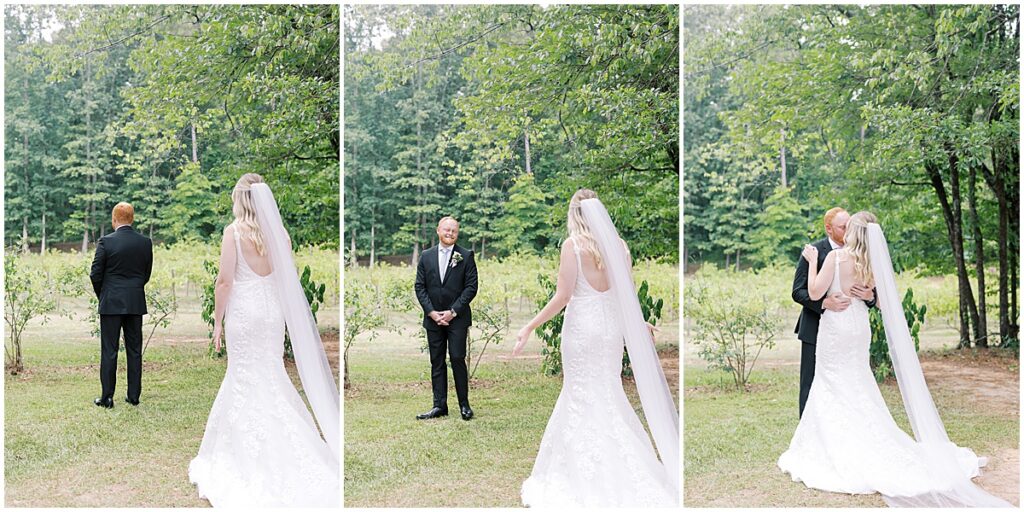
<box><xmin>426</xmin><ymin>324</ymin><xmax>469</xmax><ymax>409</ymax></box>
<box><xmin>100</xmin><ymin>314</ymin><xmax>143</xmax><ymax>402</ymax></box>
<box><xmin>798</xmin><ymin>341</ymin><xmax>816</xmax><ymax>417</ymax></box>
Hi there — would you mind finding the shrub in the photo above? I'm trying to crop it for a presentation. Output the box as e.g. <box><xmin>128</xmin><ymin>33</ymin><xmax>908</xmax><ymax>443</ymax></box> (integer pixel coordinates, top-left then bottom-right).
<box><xmin>869</xmin><ymin>287</ymin><xmax>926</xmax><ymax>382</ymax></box>
<box><xmin>5</xmin><ymin>255</ymin><xmax>61</xmax><ymax>374</ymax></box>
<box><xmin>686</xmin><ymin>268</ymin><xmax>781</xmax><ymax>390</ymax></box>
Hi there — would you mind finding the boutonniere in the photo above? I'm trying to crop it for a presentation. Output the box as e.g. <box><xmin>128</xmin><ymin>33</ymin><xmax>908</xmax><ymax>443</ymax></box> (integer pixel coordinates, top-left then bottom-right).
<box><xmin>450</xmin><ymin>252</ymin><xmax>464</xmax><ymax>268</ymax></box>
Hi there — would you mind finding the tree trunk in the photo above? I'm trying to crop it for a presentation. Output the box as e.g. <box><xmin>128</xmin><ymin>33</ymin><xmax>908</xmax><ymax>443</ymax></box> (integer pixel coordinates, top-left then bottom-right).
<box><xmin>191</xmin><ymin>123</ymin><xmax>199</xmax><ymax>163</ymax></box>
<box><xmin>21</xmin><ymin>219</ymin><xmax>29</xmax><ymax>253</ymax></box>
<box><xmin>349</xmin><ymin>229</ymin><xmax>358</xmax><ymax>267</ymax></box>
<box><xmin>41</xmin><ymin>212</ymin><xmax>46</xmax><ymax>254</ymax></box>
<box><xmin>983</xmin><ymin>146</ymin><xmax>1011</xmax><ymax>343</ymax></box>
<box><xmin>967</xmin><ymin>166</ymin><xmax>987</xmax><ymax>346</ymax></box>
<box><xmin>84</xmin><ymin>57</ymin><xmax>94</xmax><ymax>255</ymax></box>
<box><xmin>524</xmin><ymin>125</ymin><xmax>532</xmax><ymax>174</ymax></box>
<box><xmin>926</xmin><ymin>156</ymin><xmax>978</xmax><ymax>348</ymax></box>
<box><xmin>369</xmin><ymin>223</ymin><xmax>376</xmax><ymax>267</ymax></box>
<box><xmin>344</xmin><ymin>355</ymin><xmax>350</xmax><ymax>390</ymax></box>
<box><xmin>779</xmin><ymin>127</ymin><xmax>788</xmax><ymax>187</ymax></box>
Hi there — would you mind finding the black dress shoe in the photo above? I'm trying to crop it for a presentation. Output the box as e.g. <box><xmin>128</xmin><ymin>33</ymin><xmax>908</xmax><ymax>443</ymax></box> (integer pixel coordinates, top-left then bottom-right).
<box><xmin>125</xmin><ymin>398</ymin><xmax>139</xmax><ymax>406</ymax></box>
<box><xmin>94</xmin><ymin>397</ymin><xmax>113</xmax><ymax>409</ymax></box>
<box><xmin>416</xmin><ymin>407</ymin><xmax>448</xmax><ymax>420</ymax></box>
<box><xmin>460</xmin><ymin>405</ymin><xmax>474</xmax><ymax>421</ymax></box>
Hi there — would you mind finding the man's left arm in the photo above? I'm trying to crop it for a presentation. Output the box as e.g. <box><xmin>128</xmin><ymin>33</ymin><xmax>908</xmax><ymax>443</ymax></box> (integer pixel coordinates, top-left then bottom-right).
<box><xmin>144</xmin><ymin>238</ymin><xmax>153</xmax><ymax>285</ymax></box>
<box><xmin>89</xmin><ymin>238</ymin><xmax>106</xmax><ymax>299</ymax></box>
<box><xmin>450</xmin><ymin>251</ymin><xmax>478</xmax><ymax>316</ymax></box>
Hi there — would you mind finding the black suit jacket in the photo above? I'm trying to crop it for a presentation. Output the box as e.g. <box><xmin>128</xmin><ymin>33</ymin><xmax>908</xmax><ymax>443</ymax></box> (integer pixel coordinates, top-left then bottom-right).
<box><xmin>792</xmin><ymin>237</ymin><xmax>834</xmax><ymax>345</ymax></box>
<box><xmin>414</xmin><ymin>244</ymin><xmax>478</xmax><ymax>330</ymax></box>
<box><xmin>90</xmin><ymin>225</ymin><xmax>153</xmax><ymax>315</ymax></box>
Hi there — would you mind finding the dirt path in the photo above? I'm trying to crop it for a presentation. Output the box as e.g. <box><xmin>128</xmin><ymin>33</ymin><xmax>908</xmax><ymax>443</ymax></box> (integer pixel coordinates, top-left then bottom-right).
<box><xmin>919</xmin><ymin>349</ymin><xmax>1019</xmax><ymax>505</ymax></box>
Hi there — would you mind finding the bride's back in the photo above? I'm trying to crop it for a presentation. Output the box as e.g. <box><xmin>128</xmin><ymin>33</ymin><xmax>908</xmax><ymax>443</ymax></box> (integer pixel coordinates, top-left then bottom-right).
<box><xmin>233</xmin><ymin>224</ymin><xmax>272</xmax><ymax>277</ymax></box>
<box><xmin>571</xmin><ymin>237</ymin><xmax>611</xmax><ymax>293</ymax></box>
<box><xmin>834</xmin><ymin>249</ymin><xmax>870</xmax><ymax>297</ymax></box>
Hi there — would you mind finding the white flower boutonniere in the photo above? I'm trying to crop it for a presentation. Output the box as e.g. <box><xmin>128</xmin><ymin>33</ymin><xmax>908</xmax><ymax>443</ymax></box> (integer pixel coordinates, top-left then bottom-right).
<box><xmin>450</xmin><ymin>251</ymin><xmax>464</xmax><ymax>268</ymax></box>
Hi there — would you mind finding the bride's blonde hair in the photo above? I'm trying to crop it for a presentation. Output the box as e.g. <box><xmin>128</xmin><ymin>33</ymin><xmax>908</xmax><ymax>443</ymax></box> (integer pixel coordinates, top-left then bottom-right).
<box><xmin>844</xmin><ymin>211</ymin><xmax>878</xmax><ymax>287</ymax></box>
<box><xmin>231</xmin><ymin>173</ymin><xmax>267</xmax><ymax>256</ymax></box>
<box><xmin>567</xmin><ymin>188</ymin><xmax>603</xmax><ymax>269</ymax></box>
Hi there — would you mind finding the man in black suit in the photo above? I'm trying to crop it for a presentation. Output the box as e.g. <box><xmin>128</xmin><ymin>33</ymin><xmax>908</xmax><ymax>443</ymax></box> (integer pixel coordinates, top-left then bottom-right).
<box><xmin>792</xmin><ymin>207</ymin><xmax>875</xmax><ymax>417</ymax></box>
<box><xmin>90</xmin><ymin>202</ymin><xmax>153</xmax><ymax>408</ymax></box>
<box><xmin>414</xmin><ymin>216</ymin><xmax>478</xmax><ymax>421</ymax></box>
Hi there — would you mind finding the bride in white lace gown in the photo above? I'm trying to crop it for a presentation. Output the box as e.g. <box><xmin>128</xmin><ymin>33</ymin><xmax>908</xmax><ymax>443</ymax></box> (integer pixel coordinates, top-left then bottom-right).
<box><xmin>779</xmin><ymin>211</ymin><xmax>1010</xmax><ymax>507</ymax></box>
<box><xmin>189</xmin><ymin>173</ymin><xmax>339</xmax><ymax>507</ymax></box>
<box><xmin>512</xmin><ymin>189</ymin><xmax>679</xmax><ymax>507</ymax></box>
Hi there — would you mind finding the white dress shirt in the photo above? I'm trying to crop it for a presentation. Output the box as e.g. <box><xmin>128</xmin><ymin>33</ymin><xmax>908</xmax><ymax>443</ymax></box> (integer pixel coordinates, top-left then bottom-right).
<box><xmin>438</xmin><ymin>244</ymin><xmax>453</xmax><ymax>281</ymax></box>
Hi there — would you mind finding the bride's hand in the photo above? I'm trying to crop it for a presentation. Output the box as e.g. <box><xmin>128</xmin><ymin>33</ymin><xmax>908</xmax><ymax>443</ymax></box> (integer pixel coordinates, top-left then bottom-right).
<box><xmin>512</xmin><ymin>326</ymin><xmax>531</xmax><ymax>356</ymax></box>
<box><xmin>801</xmin><ymin>244</ymin><xmax>818</xmax><ymax>264</ymax></box>
<box><xmin>645</xmin><ymin>321</ymin><xmax>659</xmax><ymax>342</ymax></box>
<box><xmin>212</xmin><ymin>323</ymin><xmax>223</xmax><ymax>352</ymax></box>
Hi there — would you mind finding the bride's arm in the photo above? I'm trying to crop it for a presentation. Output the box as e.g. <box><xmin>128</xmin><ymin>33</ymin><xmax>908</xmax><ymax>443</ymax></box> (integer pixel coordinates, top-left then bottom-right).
<box><xmin>806</xmin><ymin>249</ymin><xmax>836</xmax><ymax>301</ymax></box>
<box><xmin>512</xmin><ymin>240</ymin><xmax>577</xmax><ymax>356</ymax></box>
<box><xmin>211</xmin><ymin>225</ymin><xmax>237</xmax><ymax>349</ymax></box>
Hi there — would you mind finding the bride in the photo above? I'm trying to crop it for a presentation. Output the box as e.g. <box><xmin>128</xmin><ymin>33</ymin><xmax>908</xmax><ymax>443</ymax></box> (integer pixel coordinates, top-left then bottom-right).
<box><xmin>511</xmin><ymin>189</ymin><xmax>679</xmax><ymax>507</ymax></box>
<box><xmin>778</xmin><ymin>211</ymin><xmax>1011</xmax><ymax>507</ymax></box>
<box><xmin>189</xmin><ymin>173</ymin><xmax>340</xmax><ymax>507</ymax></box>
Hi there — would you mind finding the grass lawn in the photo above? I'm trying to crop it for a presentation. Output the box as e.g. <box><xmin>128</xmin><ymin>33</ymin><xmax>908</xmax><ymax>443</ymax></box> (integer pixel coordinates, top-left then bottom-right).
<box><xmin>683</xmin><ymin>349</ymin><xmax>1020</xmax><ymax>507</ymax></box>
<box><xmin>344</xmin><ymin>309</ymin><xmax>680</xmax><ymax>507</ymax></box>
<box><xmin>5</xmin><ymin>295</ymin><xmax>339</xmax><ymax>507</ymax></box>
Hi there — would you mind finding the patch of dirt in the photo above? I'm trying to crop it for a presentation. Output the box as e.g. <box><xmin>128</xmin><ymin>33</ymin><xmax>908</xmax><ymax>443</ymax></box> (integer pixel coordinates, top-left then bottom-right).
<box><xmin>685</xmin><ymin>382</ymin><xmax>772</xmax><ymax>396</ymax></box>
<box><xmin>658</xmin><ymin>346</ymin><xmax>679</xmax><ymax>391</ymax></box>
<box><xmin>975</xmin><ymin>448</ymin><xmax>1020</xmax><ymax>506</ymax></box>
<box><xmin>9</xmin><ymin>360</ymin><xmax>176</xmax><ymax>380</ymax></box>
<box><xmin>320</xmin><ymin>327</ymin><xmax>340</xmax><ymax>373</ymax></box>
<box><xmin>918</xmin><ymin>350</ymin><xmax>1020</xmax><ymax>505</ymax></box>
<box><xmin>919</xmin><ymin>349</ymin><xmax>1019</xmax><ymax>412</ymax></box>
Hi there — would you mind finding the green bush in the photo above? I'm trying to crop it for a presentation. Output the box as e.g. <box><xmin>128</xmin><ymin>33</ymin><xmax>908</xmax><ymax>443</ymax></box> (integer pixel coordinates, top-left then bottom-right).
<box><xmin>869</xmin><ymin>287</ymin><xmax>926</xmax><ymax>382</ymax></box>
<box><xmin>286</xmin><ymin>265</ymin><xmax>327</xmax><ymax>359</ymax></box>
<box><xmin>686</xmin><ymin>267</ymin><xmax>782</xmax><ymax>390</ymax></box>
<box><xmin>200</xmin><ymin>260</ymin><xmax>225</xmax><ymax>358</ymax></box>
<box><xmin>535</xmin><ymin>274</ymin><xmax>564</xmax><ymax>376</ymax></box>
<box><xmin>623</xmin><ymin>280</ymin><xmax>665</xmax><ymax>377</ymax></box>
<box><xmin>5</xmin><ymin>255</ymin><xmax>61</xmax><ymax>374</ymax></box>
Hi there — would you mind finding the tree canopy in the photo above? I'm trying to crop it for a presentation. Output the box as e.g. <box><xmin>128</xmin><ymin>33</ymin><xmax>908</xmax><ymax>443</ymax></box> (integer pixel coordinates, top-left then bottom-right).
<box><xmin>344</xmin><ymin>4</ymin><xmax>679</xmax><ymax>264</ymax></box>
<box><xmin>684</xmin><ymin>5</ymin><xmax>1019</xmax><ymax>346</ymax></box>
<box><xmin>5</xmin><ymin>5</ymin><xmax>340</xmax><ymax>249</ymax></box>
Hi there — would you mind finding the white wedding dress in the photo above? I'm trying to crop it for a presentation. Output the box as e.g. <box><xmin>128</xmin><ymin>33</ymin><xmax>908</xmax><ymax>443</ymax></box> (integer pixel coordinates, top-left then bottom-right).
<box><xmin>521</xmin><ymin>238</ymin><xmax>677</xmax><ymax>507</ymax></box>
<box><xmin>778</xmin><ymin>251</ymin><xmax>983</xmax><ymax>499</ymax></box>
<box><xmin>189</xmin><ymin>226</ymin><xmax>339</xmax><ymax>507</ymax></box>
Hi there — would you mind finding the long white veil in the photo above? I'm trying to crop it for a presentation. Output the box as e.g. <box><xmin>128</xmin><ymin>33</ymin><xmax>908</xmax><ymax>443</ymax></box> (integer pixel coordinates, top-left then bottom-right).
<box><xmin>251</xmin><ymin>183</ymin><xmax>340</xmax><ymax>464</ymax></box>
<box><xmin>867</xmin><ymin>222</ymin><xmax>1011</xmax><ymax>507</ymax></box>
<box><xmin>580</xmin><ymin>198</ymin><xmax>680</xmax><ymax>497</ymax></box>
